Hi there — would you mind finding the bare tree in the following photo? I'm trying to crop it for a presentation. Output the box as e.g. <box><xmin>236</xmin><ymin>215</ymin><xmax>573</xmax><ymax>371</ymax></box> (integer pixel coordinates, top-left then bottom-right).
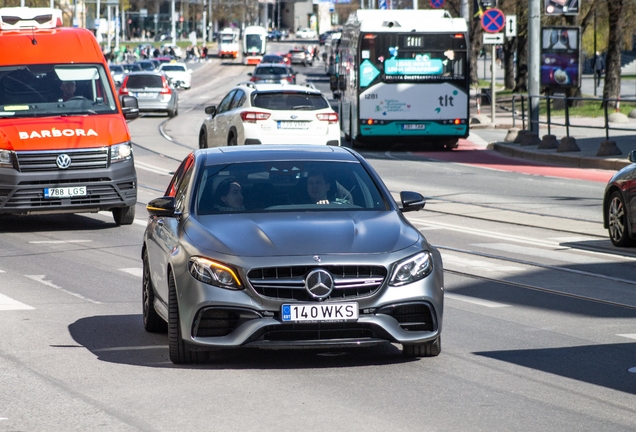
<box><xmin>603</xmin><ymin>0</ymin><xmax>625</xmax><ymax>107</ymax></box>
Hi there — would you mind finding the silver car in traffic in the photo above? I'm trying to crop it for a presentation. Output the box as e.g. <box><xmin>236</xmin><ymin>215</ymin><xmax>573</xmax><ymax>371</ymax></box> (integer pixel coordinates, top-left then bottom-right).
<box><xmin>142</xmin><ymin>145</ymin><xmax>443</xmax><ymax>363</ymax></box>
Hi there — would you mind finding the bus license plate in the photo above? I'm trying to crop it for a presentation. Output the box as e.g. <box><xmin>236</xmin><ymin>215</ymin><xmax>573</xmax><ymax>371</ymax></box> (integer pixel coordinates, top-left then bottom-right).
<box><xmin>278</xmin><ymin>121</ymin><xmax>309</xmax><ymax>130</ymax></box>
<box><xmin>44</xmin><ymin>186</ymin><xmax>87</xmax><ymax>198</ymax></box>
<box><xmin>282</xmin><ymin>303</ymin><xmax>358</xmax><ymax>322</ymax></box>
<box><xmin>402</xmin><ymin>124</ymin><xmax>426</xmax><ymax>130</ymax></box>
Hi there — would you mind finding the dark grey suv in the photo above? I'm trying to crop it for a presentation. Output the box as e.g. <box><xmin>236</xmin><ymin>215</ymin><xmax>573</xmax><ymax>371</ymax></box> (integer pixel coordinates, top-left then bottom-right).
<box><xmin>142</xmin><ymin>145</ymin><xmax>444</xmax><ymax>363</ymax></box>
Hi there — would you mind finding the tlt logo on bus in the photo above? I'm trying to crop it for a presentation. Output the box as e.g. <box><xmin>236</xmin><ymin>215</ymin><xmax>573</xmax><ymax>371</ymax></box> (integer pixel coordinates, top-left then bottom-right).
<box><xmin>438</xmin><ymin>90</ymin><xmax>458</xmax><ymax>107</ymax></box>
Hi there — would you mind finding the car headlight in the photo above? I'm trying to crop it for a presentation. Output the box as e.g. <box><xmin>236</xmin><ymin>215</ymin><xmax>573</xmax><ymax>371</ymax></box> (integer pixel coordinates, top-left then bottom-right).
<box><xmin>110</xmin><ymin>142</ymin><xmax>132</xmax><ymax>163</ymax></box>
<box><xmin>389</xmin><ymin>252</ymin><xmax>433</xmax><ymax>287</ymax></box>
<box><xmin>188</xmin><ymin>256</ymin><xmax>243</xmax><ymax>290</ymax></box>
<box><xmin>0</xmin><ymin>150</ymin><xmax>14</xmax><ymax>168</ymax></box>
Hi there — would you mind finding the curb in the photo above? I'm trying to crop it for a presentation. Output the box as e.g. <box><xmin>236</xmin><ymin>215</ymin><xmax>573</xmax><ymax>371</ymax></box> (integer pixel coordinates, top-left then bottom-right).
<box><xmin>488</xmin><ymin>142</ymin><xmax>631</xmax><ymax>171</ymax></box>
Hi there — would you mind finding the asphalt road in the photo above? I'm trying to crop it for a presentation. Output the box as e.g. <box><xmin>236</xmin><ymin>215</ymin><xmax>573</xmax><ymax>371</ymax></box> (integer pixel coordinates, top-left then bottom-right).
<box><xmin>1</xmin><ymin>46</ymin><xmax>635</xmax><ymax>431</ymax></box>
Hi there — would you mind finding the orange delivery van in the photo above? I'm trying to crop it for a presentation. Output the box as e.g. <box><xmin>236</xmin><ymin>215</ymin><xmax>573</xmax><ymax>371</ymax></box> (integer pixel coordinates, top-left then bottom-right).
<box><xmin>0</xmin><ymin>7</ymin><xmax>140</xmax><ymax>225</ymax></box>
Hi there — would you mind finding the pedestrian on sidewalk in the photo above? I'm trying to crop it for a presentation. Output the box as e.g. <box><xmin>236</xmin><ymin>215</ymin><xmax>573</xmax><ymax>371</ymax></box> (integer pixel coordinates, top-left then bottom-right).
<box><xmin>593</xmin><ymin>51</ymin><xmax>605</xmax><ymax>88</ymax></box>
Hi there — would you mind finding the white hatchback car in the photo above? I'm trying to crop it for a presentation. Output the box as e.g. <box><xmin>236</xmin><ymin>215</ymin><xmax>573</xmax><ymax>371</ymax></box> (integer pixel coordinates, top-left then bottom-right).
<box><xmin>158</xmin><ymin>62</ymin><xmax>192</xmax><ymax>89</ymax></box>
<box><xmin>199</xmin><ymin>83</ymin><xmax>340</xmax><ymax>147</ymax></box>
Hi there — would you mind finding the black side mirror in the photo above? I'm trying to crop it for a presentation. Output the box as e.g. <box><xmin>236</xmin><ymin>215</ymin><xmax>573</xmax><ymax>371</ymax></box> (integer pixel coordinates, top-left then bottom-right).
<box><xmin>629</xmin><ymin>150</ymin><xmax>636</xmax><ymax>163</ymax></box>
<box><xmin>247</xmin><ymin>72</ymin><xmax>253</xmax><ymax>76</ymax></box>
<box><xmin>400</xmin><ymin>191</ymin><xmax>426</xmax><ymax>213</ymax></box>
<box><xmin>147</xmin><ymin>196</ymin><xmax>177</xmax><ymax>217</ymax></box>
<box><xmin>120</xmin><ymin>95</ymin><xmax>139</xmax><ymax>120</ymax></box>
<box><xmin>204</xmin><ymin>105</ymin><xmax>217</xmax><ymax>116</ymax></box>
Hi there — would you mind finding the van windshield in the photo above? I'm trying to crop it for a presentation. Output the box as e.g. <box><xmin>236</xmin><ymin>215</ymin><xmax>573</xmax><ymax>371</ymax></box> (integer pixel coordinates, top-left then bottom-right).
<box><xmin>0</xmin><ymin>64</ymin><xmax>118</xmax><ymax>118</ymax></box>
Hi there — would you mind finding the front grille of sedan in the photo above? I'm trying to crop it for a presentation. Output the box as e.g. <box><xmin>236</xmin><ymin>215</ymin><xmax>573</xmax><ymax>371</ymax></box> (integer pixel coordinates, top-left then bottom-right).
<box><xmin>261</xmin><ymin>322</ymin><xmax>376</xmax><ymax>341</ymax></box>
<box><xmin>192</xmin><ymin>308</ymin><xmax>260</xmax><ymax>338</ymax></box>
<box><xmin>381</xmin><ymin>303</ymin><xmax>435</xmax><ymax>332</ymax></box>
<box><xmin>247</xmin><ymin>265</ymin><xmax>387</xmax><ymax>301</ymax></box>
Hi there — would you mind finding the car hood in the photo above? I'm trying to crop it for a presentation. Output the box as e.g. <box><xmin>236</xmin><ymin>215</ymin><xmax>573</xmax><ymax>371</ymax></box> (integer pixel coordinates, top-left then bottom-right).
<box><xmin>185</xmin><ymin>211</ymin><xmax>421</xmax><ymax>257</ymax></box>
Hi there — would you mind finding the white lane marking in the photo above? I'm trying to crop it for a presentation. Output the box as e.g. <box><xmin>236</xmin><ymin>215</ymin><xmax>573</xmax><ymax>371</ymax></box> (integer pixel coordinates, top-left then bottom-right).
<box><xmin>0</xmin><ymin>269</ymin><xmax>5</xmax><ymax>273</ymax></box>
<box><xmin>119</xmin><ymin>268</ymin><xmax>143</xmax><ymax>278</ymax></box>
<box><xmin>96</xmin><ymin>211</ymin><xmax>147</xmax><ymax>227</ymax></box>
<box><xmin>25</xmin><ymin>275</ymin><xmax>101</xmax><ymax>304</ymax></box>
<box><xmin>616</xmin><ymin>334</ymin><xmax>636</xmax><ymax>340</ymax></box>
<box><xmin>418</xmin><ymin>227</ymin><xmax>443</xmax><ymax>231</ymax></box>
<box><xmin>134</xmin><ymin>161</ymin><xmax>174</xmax><ymax>176</ymax></box>
<box><xmin>29</xmin><ymin>240</ymin><xmax>92</xmax><ymax>244</ymax></box>
<box><xmin>445</xmin><ymin>292</ymin><xmax>510</xmax><ymax>308</ymax></box>
<box><xmin>0</xmin><ymin>293</ymin><xmax>34</xmax><ymax>311</ymax></box>
<box><xmin>443</xmin><ymin>253</ymin><xmax>524</xmax><ymax>272</ymax></box>
<box><xmin>472</xmin><ymin>243</ymin><xmax>608</xmax><ymax>265</ymax></box>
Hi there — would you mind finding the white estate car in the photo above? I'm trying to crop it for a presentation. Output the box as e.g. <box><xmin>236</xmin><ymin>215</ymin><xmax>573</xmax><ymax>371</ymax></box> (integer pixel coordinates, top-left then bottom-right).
<box><xmin>295</xmin><ymin>28</ymin><xmax>317</xmax><ymax>39</ymax></box>
<box><xmin>158</xmin><ymin>62</ymin><xmax>192</xmax><ymax>89</ymax></box>
<box><xmin>199</xmin><ymin>83</ymin><xmax>340</xmax><ymax>147</ymax></box>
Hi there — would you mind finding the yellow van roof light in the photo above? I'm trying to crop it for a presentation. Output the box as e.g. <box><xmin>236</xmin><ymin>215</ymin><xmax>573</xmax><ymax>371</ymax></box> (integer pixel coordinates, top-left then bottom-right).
<box><xmin>0</xmin><ymin>7</ymin><xmax>63</xmax><ymax>30</ymax></box>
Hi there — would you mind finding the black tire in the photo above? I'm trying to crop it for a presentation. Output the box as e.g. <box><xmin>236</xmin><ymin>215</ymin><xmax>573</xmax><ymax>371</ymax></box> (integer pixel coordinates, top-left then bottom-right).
<box><xmin>228</xmin><ymin>135</ymin><xmax>237</xmax><ymax>146</ymax></box>
<box><xmin>403</xmin><ymin>337</ymin><xmax>441</xmax><ymax>358</ymax></box>
<box><xmin>168</xmin><ymin>273</ymin><xmax>207</xmax><ymax>364</ymax></box>
<box><xmin>112</xmin><ymin>205</ymin><xmax>135</xmax><ymax>226</ymax></box>
<box><xmin>168</xmin><ymin>107</ymin><xmax>177</xmax><ymax>118</ymax></box>
<box><xmin>142</xmin><ymin>250</ymin><xmax>167</xmax><ymax>333</ymax></box>
<box><xmin>608</xmin><ymin>191</ymin><xmax>635</xmax><ymax>247</ymax></box>
<box><xmin>199</xmin><ymin>128</ymin><xmax>208</xmax><ymax>149</ymax></box>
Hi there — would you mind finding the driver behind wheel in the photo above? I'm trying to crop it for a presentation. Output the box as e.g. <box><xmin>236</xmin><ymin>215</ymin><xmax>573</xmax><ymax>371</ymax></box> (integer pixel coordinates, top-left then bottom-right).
<box><xmin>59</xmin><ymin>80</ymin><xmax>76</xmax><ymax>101</ymax></box>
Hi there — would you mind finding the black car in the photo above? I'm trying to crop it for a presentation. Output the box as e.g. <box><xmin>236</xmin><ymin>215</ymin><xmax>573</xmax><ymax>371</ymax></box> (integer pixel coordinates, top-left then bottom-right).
<box><xmin>260</xmin><ymin>54</ymin><xmax>287</xmax><ymax>65</ymax></box>
<box><xmin>248</xmin><ymin>63</ymin><xmax>296</xmax><ymax>84</ymax></box>
<box><xmin>604</xmin><ymin>150</ymin><xmax>636</xmax><ymax>246</ymax></box>
<box><xmin>142</xmin><ymin>145</ymin><xmax>443</xmax><ymax>363</ymax></box>
<box><xmin>267</xmin><ymin>29</ymin><xmax>282</xmax><ymax>41</ymax></box>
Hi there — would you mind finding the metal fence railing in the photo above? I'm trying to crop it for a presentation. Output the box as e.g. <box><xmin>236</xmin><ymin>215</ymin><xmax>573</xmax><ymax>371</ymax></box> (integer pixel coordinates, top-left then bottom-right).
<box><xmin>510</xmin><ymin>94</ymin><xmax>636</xmax><ymax>141</ymax></box>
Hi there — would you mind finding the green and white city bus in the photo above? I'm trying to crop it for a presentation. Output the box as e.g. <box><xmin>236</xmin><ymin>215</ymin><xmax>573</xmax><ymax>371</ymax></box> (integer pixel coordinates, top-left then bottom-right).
<box><xmin>336</xmin><ymin>9</ymin><xmax>469</xmax><ymax>149</ymax></box>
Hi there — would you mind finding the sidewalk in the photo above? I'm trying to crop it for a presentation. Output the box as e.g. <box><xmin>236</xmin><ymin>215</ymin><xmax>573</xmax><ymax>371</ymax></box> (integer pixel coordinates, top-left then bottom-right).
<box><xmin>469</xmin><ymin>89</ymin><xmax>636</xmax><ymax>171</ymax></box>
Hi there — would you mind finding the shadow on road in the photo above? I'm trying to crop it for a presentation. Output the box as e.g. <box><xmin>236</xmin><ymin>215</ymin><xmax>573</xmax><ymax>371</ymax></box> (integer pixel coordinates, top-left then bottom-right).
<box><xmin>68</xmin><ymin>314</ymin><xmax>414</xmax><ymax>369</ymax></box>
<box><xmin>0</xmin><ymin>213</ymin><xmax>122</xmax><ymax>233</ymax></box>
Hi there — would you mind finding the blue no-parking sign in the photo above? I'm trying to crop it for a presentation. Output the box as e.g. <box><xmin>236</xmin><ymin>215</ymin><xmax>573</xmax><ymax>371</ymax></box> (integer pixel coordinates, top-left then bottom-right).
<box><xmin>481</xmin><ymin>8</ymin><xmax>505</xmax><ymax>34</ymax></box>
<box><xmin>430</xmin><ymin>0</ymin><xmax>444</xmax><ymax>8</ymax></box>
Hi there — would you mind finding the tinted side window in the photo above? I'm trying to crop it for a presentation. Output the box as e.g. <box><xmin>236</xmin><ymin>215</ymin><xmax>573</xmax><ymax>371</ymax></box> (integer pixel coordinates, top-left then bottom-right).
<box><xmin>217</xmin><ymin>90</ymin><xmax>236</xmax><ymax>114</ymax></box>
<box><xmin>174</xmin><ymin>157</ymin><xmax>195</xmax><ymax>213</ymax></box>
<box><xmin>229</xmin><ymin>90</ymin><xmax>245</xmax><ymax>110</ymax></box>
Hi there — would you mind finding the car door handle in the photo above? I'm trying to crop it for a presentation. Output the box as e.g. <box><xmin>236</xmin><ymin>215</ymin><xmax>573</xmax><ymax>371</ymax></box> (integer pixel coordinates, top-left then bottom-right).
<box><xmin>157</xmin><ymin>218</ymin><xmax>164</xmax><ymax>226</ymax></box>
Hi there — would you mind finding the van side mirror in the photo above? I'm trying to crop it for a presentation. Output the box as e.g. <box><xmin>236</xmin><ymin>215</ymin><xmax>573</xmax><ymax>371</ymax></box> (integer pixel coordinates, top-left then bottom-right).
<box><xmin>204</xmin><ymin>105</ymin><xmax>217</xmax><ymax>116</ymax></box>
<box><xmin>120</xmin><ymin>95</ymin><xmax>139</xmax><ymax>120</ymax></box>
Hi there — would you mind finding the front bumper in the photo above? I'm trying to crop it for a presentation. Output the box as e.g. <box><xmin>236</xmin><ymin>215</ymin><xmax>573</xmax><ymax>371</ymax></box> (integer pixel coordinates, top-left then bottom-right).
<box><xmin>173</xmin><ymin>252</ymin><xmax>444</xmax><ymax>350</ymax></box>
<box><xmin>0</xmin><ymin>157</ymin><xmax>137</xmax><ymax>215</ymax></box>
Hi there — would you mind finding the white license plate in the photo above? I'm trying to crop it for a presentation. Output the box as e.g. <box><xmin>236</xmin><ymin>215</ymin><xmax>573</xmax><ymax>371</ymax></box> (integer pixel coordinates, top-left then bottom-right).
<box><xmin>44</xmin><ymin>186</ymin><xmax>87</xmax><ymax>198</ymax></box>
<box><xmin>278</xmin><ymin>121</ymin><xmax>309</xmax><ymax>130</ymax></box>
<box><xmin>281</xmin><ymin>303</ymin><xmax>359</xmax><ymax>322</ymax></box>
<box><xmin>136</xmin><ymin>92</ymin><xmax>158</xmax><ymax>99</ymax></box>
<box><xmin>402</xmin><ymin>124</ymin><xmax>426</xmax><ymax>130</ymax></box>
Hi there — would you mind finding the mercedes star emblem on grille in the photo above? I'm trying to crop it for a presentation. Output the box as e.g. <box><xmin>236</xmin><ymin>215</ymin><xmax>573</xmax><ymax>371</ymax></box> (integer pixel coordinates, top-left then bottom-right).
<box><xmin>305</xmin><ymin>269</ymin><xmax>334</xmax><ymax>299</ymax></box>
<box><xmin>313</xmin><ymin>255</ymin><xmax>321</xmax><ymax>262</ymax></box>
<box><xmin>56</xmin><ymin>154</ymin><xmax>72</xmax><ymax>169</ymax></box>
<box><xmin>291</xmin><ymin>115</ymin><xmax>298</xmax><ymax>119</ymax></box>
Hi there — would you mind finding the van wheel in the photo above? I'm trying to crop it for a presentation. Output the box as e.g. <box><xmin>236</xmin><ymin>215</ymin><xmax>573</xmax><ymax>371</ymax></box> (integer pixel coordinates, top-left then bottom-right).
<box><xmin>112</xmin><ymin>205</ymin><xmax>135</xmax><ymax>226</ymax></box>
<box><xmin>199</xmin><ymin>129</ymin><xmax>208</xmax><ymax>149</ymax></box>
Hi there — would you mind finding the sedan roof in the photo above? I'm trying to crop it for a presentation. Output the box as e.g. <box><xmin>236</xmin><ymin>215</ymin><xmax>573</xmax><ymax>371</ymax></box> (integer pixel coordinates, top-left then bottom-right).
<box><xmin>199</xmin><ymin>145</ymin><xmax>358</xmax><ymax>165</ymax></box>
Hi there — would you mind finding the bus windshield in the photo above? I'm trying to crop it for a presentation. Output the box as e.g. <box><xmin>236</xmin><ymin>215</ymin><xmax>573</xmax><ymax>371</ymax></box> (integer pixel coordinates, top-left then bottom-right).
<box><xmin>360</xmin><ymin>33</ymin><xmax>467</xmax><ymax>84</ymax></box>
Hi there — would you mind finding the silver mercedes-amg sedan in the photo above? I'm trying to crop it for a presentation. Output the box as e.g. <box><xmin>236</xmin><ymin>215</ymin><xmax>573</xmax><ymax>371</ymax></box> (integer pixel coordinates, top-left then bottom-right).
<box><xmin>142</xmin><ymin>145</ymin><xmax>444</xmax><ymax>364</ymax></box>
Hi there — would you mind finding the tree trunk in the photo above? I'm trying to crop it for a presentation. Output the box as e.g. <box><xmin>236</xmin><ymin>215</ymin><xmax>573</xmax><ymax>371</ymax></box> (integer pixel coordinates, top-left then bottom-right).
<box><xmin>469</xmin><ymin>15</ymin><xmax>483</xmax><ymax>86</ymax></box>
<box><xmin>603</xmin><ymin>0</ymin><xmax>624</xmax><ymax>108</ymax></box>
<box><xmin>504</xmin><ymin>37</ymin><xmax>516</xmax><ymax>90</ymax></box>
<box><xmin>513</xmin><ymin>1</ymin><xmax>528</xmax><ymax>92</ymax></box>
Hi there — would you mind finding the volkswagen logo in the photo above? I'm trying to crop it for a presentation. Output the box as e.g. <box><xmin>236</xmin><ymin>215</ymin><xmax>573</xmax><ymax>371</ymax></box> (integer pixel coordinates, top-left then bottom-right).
<box><xmin>56</xmin><ymin>154</ymin><xmax>72</xmax><ymax>169</ymax></box>
<box><xmin>290</xmin><ymin>115</ymin><xmax>298</xmax><ymax>119</ymax></box>
<box><xmin>305</xmin><ymin>269</ymin><xmax>334</xmax><ymax>299</ymax></box>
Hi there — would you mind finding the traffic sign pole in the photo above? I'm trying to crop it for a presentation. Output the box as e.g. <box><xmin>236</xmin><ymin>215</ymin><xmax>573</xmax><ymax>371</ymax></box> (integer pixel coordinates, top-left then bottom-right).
<box><xmin>491</xmin><ymin>44</ymin><xmax>496</xmax><ymax>125</ymax></box>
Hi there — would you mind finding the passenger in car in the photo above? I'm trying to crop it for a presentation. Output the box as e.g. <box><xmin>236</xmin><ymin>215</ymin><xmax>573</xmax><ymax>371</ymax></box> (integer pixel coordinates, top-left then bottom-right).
<box><xmin>213</xmin><ymin>178</ymin><xmax>245</xmax><ymax>211</ymax></box>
